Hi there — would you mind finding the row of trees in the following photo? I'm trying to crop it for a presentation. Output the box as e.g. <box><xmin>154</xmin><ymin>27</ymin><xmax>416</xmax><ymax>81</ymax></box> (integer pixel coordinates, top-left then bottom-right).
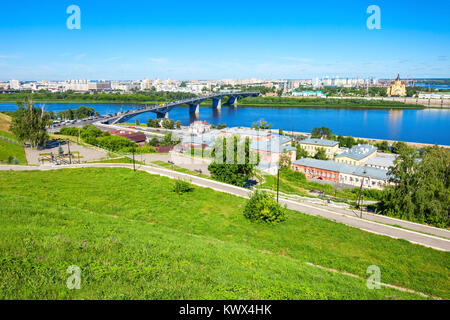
<box><xmin>54</xmin><ymin>106</ymin><xmax>99</xmax><ymax>120</ymax></box>
<box><xmin>148</xmin><ymin>133</ymin><xmax>180</xmax><ymax>147</ymax></box>
<box><xmin>146</xmin><ymin>118</ymin><xmax>181</xmax><ymax>129</ymax></box>
<box><xmin>0</xmin><ymin>90</ymin><xmax>196</xmax><ymax>103</ymax></box>
<box><xmin>59</xmin><ymin>125</ymin><xmax>155</xmax><ymax>153</ymax></box>
<box><xmin>377</xmin><ymin>145</ymin><xmax>449</xmax><ymax>228</ymax></box>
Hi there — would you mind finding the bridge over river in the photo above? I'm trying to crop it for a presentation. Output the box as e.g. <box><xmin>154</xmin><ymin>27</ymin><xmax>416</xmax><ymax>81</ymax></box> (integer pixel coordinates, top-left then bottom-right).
<box><xmin>50</xmin><ymin>91</ymin><xmax>260</xmax><ymax>130</ymax></box>
<box><xmin>49</xmin><ymin>91</ymin><xmax>260</xmax><ymax>130</ymax></box>
<box><xmin>109</xmin><ymin>91</ymin><xmax>260</xmax><ymax>124</ymax></box>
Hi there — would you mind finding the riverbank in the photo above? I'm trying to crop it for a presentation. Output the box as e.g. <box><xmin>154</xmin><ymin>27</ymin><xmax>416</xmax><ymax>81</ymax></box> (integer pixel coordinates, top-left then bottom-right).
<box><xmin>273</xmin><ymin>129</ymin><xmax>450</xmax><ymax>149</ymax></box>
<box><xmin>0</xmin><ymin>96</ymin><xmax>427</xmax><ymax>109</ymax></box>
<box><xmin>0</xmin><ymin>99</ymin><xmax>165</xmax><ymax>105</ymax></box>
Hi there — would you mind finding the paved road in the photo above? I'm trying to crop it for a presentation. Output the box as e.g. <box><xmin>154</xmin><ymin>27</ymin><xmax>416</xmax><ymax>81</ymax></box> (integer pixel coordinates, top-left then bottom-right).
<box><xmin>1</xmin><ymin>163</ymin><xmax>449</xmax><ymax>251</ymax></box>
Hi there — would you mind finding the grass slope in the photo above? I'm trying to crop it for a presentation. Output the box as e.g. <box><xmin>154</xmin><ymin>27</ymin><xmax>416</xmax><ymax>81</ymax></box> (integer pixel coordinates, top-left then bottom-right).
<box><xmin>0</xmin><ymin>114</ymin><xmax>26</xmax><ymax>164</ymax></box>
<box><xmin>0</xmin><ymin>168</ymin><xmax>448</xmax><ymax>299</ymax></box>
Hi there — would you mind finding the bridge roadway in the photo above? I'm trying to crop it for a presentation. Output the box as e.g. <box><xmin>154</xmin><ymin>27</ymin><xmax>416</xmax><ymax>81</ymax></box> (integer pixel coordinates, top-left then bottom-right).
<box><xmin>1</xmin><ymin>163</ymin><xmax>449</xmax><ymax>252</ymax></box>
<box><xmin>49</xmin><ymin>91</ymin><xmax>260</xmax><ymax>132</ymax></box>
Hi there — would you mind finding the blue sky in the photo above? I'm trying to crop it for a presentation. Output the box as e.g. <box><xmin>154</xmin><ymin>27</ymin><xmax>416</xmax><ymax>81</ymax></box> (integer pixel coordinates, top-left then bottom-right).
<box><xmin>0</xmin><ymin>0</ymin><xmax>449</xmax><ymax>80</ymax></box>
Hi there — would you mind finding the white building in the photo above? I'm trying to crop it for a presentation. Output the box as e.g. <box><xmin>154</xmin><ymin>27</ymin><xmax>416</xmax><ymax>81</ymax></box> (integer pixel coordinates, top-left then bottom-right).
<box><xmin>189</xmin><ymin>121</ymin><xmax>211</xmax><ymax>135</ymax></box>
<box><xmin>292</xmin><ymin>90</ymin><xmax>326</xmax><ymax>98</ymax></box>
<box><xmin>9</xmin><ymin>79</ymin><xmax>20</xmax><ymax>90</ymax></box>
<box><xmin>418</xmin><ymin>92</ymin><xmax>450</xmax><ymax>100</ymax></box>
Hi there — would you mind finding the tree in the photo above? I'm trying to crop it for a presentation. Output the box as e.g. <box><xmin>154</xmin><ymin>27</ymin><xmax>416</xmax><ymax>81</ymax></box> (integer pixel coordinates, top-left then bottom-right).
<box><xmin>176</xmin><ymin>120</ymin><xmax>181</xmax><ymax>129</ymax></box>
<box><xmin>10</xmin><ymin>100</ymin><xmax>49</xmax><ymax>148</ymax></box>
<box><xmin>252</xmin><ymin>120</ymin><xmax>272</xmax><ymax>130</ymax></box>
<box><xmin>279</xmin><ymin>128</ymin><xmax>284</xmax><ymax>135</ymax></box>
<box><xmin>376</xmin><ymin>140</ymin><xmax>390</xmax><ymax>152</ymax></box>
<box><xmin>160</xmin><ymin>132</ymin><xmax>180</xmax><ymax>147</ymax></box>
<box><xmin>377</xmin><ymin>146</ymin><xmax>450</xmax><ymax>228</ymax></box>
<box><xmin>173</xmin><ymin>178</ymin><xmax>194</xmax><ymax>195</ymax></box>
<box><xmin>243</xmin><ymin>190</ymin><xmax>286</xmax><ymax>224</ymax></box>
<box><xmin>311</xmin><ymin>126</ymin><xmax>332</xmax><ymax>139</ymax></box>
<box><xmin>391</xmin><ymin>141</ymin><xmax>408</xmax><ymax>154</ymax></box>
<box><xmin>162</xmin><ymin>119</ymin><xmax>175</xmax><ymax>129</ymax></box>
<box><xmin>314</xmin><ymin>147</ymin><xmax>328</xmax><ymax>160</ymax></box>
<box><xmin>279</xmin><ymin>152</ymin><xmax>292</xmax><ymax>168</ymax></box>
<box><xmin>135</xmin><ymin>118</ymin><xmax>140</xmax><ymax>126</ymax></box>
<box><xmin>296</xmin><ymin>145</ymin><xmax>309</xmax><ymax>159</ymax></box>
<box><xmin>208</xmin><ymin>136</ymin><xmax>257</xmax><ymax>187</ymax></box>
<box><xmin>148</xmin><ymin>136</ymin><xmax>160</xmax><ymax>147</ymax></box>
<box><xmin>147</xmin><ymin>118</ymin><xmax>154</xmax><ymax>127</ymax></box>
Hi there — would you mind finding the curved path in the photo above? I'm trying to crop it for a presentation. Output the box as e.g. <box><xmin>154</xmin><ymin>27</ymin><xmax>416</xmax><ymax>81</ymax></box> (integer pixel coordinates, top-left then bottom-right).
<box><xmin>1</xmin><ymin>163</ymin><xmax>449</xmax><ymax>252</ymax></box>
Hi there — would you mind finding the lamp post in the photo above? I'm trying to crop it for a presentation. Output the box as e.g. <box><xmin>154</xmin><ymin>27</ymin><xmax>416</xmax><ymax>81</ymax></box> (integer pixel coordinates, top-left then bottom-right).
<box><xmin>132</xmin><ymin>146</ymin><xmax>136</xmax><ymax>172</ymax></box>
<box><xmin>276</xmin><ymin>165</ymin><xmax>280</xmax><ymax>203</ymax></box>
<box><xmin>67</xmin><ymin>139</ymin><xmax>72</xmax><ymax>164</ymax></box>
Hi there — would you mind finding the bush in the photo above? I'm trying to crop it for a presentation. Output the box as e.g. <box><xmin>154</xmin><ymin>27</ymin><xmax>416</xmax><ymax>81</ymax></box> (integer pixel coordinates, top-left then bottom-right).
<box><xmin>173</xmin><ymin>179</ymin><xmax>194</xmax><ymax>195</ymax></box>
<box><xmin>59</xmin><ymin>127</ymin><xmax>80</xmax><ymax>136</ymax></box>
<box><xmin>7</xmin><ymin>156</ymin><xmax>19</xmax><ymax>164</ymax></box>
<box><xmin>243</xmin><ymin>190</ymin><xmax>286</xmax><ymax>224</ymax></box>
<box><xmin>280</xmin><ymin>167</ymin><xmax>306</xmax><ymax>181</ymax></box>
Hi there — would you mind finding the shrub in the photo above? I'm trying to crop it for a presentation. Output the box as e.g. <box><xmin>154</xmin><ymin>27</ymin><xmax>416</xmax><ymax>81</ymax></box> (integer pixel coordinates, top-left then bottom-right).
<box><xmin>59</xmin><ymin>127</ymin><xmax>79</xmax><ymax>136</ymax></box>
<box><xmin>243</xmin><ymin>190</ymin><xmax>286</xmax><ymax>224</ymax></box>
<box><xmin>7</xmin><ymin>156</ymin><xmax>19</xmax><ymax>164</ymax></box>
<box><xmin>173</xmin><ymin>178</ymin><xmax>194</xmax><ymax>195</ymax></box>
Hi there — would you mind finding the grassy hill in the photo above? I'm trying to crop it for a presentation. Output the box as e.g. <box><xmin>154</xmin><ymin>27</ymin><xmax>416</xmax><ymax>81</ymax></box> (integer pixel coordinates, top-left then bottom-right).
<box><xmin>0</xmin><ymin>113</ymin><xmax>27</xmax><ymax>164</ymax></box>
<box><xmin>0</xmin><ymin>167</ymin><xmax>448</xmax><ymax>299</ymax></box>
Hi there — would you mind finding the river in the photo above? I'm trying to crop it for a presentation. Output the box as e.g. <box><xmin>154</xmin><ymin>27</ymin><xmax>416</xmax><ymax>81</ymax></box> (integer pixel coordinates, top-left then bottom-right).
<box><xmin>1</xmin><ymin>102</ymin><xmax>449</xmax><ymax>145</ymax></box>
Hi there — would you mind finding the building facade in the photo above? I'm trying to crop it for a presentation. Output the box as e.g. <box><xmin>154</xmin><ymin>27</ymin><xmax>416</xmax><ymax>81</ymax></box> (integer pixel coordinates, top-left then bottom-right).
<box><xmin>297</xmin><ymin>138</ymin><xmax>340</xmax><ymax>159</ymax></box>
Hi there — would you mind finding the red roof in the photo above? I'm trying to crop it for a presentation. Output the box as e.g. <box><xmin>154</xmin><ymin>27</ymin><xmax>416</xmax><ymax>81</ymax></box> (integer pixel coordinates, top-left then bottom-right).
<box><xmin>109</xmin><ymin>130</ymin><xmax>146</xmax><ymax>143</ymax></box>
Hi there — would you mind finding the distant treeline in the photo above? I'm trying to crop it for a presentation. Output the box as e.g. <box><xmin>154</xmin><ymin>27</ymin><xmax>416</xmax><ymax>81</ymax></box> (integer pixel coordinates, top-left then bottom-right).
<box><xmin>239</xmin><ymin>96</ymin><xmax>415</xmax><ymax>108</ymax></box>
<box><xmin>0</xmin><ymin>90</ymin><xmax>197</xmax><ymax>103</ymax></box>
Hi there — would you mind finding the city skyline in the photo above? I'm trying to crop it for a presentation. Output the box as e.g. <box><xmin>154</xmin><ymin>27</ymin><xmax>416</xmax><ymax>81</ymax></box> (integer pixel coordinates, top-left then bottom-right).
<box><xmin>0</xmin><ymin>0</ymin><xmax>449</xmax><ymax>80</ymax></box>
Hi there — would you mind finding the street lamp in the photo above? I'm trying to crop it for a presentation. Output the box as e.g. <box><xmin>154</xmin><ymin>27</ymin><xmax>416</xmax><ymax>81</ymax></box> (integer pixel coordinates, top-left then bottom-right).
<box><xmin>66</xmin><ymin>139</ymin><xmax>72</xmax><ymax>164</ymax></box>
<box><xmin>276</xmin><ymin>164</ymin><xmax>280</xmax><ymax>203</ymax></box>
<box><xmin>132</xmin><ymin>146</ymin><xmax>136</xmax><ymax>171</ymax></box>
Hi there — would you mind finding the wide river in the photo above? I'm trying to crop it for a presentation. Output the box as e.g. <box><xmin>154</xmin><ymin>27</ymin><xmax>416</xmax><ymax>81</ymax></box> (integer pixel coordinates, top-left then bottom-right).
<box><xmin>1</xmin><ymin>102</ymin><xmax>449</xmax><ymax>145</ymax></box>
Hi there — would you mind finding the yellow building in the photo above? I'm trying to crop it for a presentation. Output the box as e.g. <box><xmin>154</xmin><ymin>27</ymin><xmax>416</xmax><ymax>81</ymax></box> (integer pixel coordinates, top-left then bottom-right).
<box><xmin>298</xmin><ymin>138</ymin><xmax>339</xmax><ymax>159</ymax></box>
<box><xmin>334</xmin><ymin>144</ymin><xmax>377</xmax><ymax>166</ymax></box>
<box><xmin>387</xmin><ymin>74</ymin><xmax>407</xmax><ymax>97</ymax></box>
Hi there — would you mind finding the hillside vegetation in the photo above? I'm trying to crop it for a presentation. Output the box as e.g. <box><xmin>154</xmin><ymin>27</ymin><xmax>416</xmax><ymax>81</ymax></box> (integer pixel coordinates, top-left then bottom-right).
<box><xmin>0</xmin><ymin>168</ymin><xmax>448</xmax><ymax>299</ymax></box>
<box><xmin>0</xmin><ymin>113</ymin><xmax>26</xmax><ymax>164</ymax></box>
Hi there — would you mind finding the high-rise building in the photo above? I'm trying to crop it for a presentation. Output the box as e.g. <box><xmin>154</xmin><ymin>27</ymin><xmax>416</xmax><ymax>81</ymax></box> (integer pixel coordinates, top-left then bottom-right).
<box><xmin>9</xmin><ymin>79</ymin><xmax>20</xmax><ymax>90</ymax></box>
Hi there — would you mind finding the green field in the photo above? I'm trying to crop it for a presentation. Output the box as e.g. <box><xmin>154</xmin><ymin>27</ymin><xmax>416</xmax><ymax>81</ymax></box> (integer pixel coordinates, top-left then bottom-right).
<box><xmin>88</xmin><ymin>157</ymin><xmax>144</xmax><ymax>165</ymax></box>
<box><xmin>257</xmin><ymin>169</ymin><xmax>380</xmax><ymax>202</ymax></box>
<box><xmin>0</xmin><ymin>131</ymin><xmax>26</xmax><ymax>165</ymax></box>
<box><xmin>0</xmin><ymin>114</ymin><xmax>27</xmax><ymax>164</ymax></box>
<box><xmin>0</xmin><ymin>168</ymin><xmax>448</xmax><ymax>299</ymax></box>
<box><xmin>152</xmin><ymin>160</ymin><xmax>209</xmax><ymax>178</ymax></box>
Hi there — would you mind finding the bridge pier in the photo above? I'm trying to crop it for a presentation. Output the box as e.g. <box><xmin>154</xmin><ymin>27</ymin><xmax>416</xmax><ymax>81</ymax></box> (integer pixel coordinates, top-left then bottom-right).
<box><xmin>227</xmin><ymin>96</ymin><xmax>238</xmax><ymax>106</ymax></box>
<box><xmin>189</xmin><ymin>103</ymin><xmax>200</xmax><ymax>115</ymax></box>
<box><xmin>212</xmin><ymin>98</ymin><xmax>222</xmax><ymax>109</ymax></box>
<box><xmin>156</xmin><ymin>112</ymin><xmax>169</xmax><ymax>119</ymax></box>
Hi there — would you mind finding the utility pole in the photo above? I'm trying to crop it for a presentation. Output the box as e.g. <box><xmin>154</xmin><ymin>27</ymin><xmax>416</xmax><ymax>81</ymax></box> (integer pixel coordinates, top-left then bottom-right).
<box><xmin>276</xmin><ymin>166</ymin><xmax>280</xmax><ymax>203</ymax></box>
<box><xmin>132</xmin><ymin>146</ymin><xmax>136</xmax><ymax>171</ymax></box>
<box><xmin>360</xmin><ymin>194</ymin><xmax>364</xmax><ymax>218</ymax></box>
<box><xmin>67</xmin><ymin>139</ymin><xmax>72</xmax><ymax>164</ymax></box>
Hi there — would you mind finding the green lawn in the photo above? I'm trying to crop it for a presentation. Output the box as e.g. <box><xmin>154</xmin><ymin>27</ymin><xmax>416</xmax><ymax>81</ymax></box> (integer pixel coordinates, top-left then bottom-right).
<box><xmin>0</xmin><ymin>134</ymin><xmax>26</xmax><ymax>165</ymax></box>
<box><xmin>0</xmin><ymin>168</ymin><xmax>448</xmax><ymax>299</ymax></box>
<box><xmin>88</xmin><ymin>157</ymin><xmax>144</xmax><ymax>165</ymax></box>
<box><xmin>257</xmin><ymin>168</ymin><xmax>380</xmax><ymax>202</ymax></box>
<box><xmin>152</xmin><ymin>160</ymin><xmax>209</xmax><ymax>178</ymax></box>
